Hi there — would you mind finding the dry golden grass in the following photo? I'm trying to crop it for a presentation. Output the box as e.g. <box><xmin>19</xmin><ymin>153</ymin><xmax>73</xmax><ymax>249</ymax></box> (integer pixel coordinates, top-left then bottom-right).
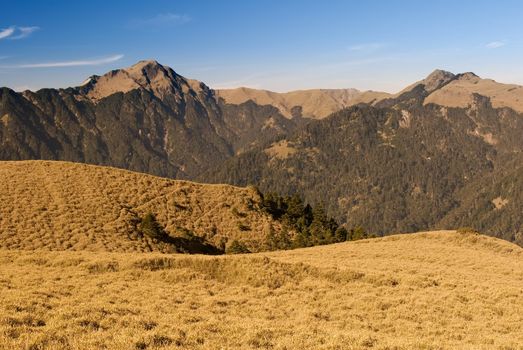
<box><xmin>0</xmin><ymin>230</ymin><xmax>521</xmax><ymax>349</ymax></box>
<box><xmin>0</xmin><ymin>161</ymin><xmax>283</xmax><ymax>252</ymax></box>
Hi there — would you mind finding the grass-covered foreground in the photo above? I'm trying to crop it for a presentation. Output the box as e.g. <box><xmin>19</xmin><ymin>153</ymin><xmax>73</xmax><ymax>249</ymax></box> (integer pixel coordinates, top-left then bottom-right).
<box><xmin>0</xmin><ymin>231</ymin><xmax>522</xmax><ymax>349</ymax></box>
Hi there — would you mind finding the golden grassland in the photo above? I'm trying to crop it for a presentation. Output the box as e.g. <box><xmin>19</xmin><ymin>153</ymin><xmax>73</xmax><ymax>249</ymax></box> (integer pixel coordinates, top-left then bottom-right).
<box><xmin>0</xmin><ymin>161</ymin><xmax>283</xmax><ymax>252</ymax></box>
<box><xmin>0</xmin><ymin>230</ymin><xmax>522</xmax><ymax>350</ymax></box>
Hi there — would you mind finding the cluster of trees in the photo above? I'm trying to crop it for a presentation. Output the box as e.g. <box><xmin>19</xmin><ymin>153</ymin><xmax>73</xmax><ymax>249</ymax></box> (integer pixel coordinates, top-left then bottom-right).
<box><xmin>139</xmin><ymin>213</ymin><xmax>169</xmax><ymax>240</ymax></box>
<box><xmin>138</xmin><ymin>213</ymin><xmax>222</xmax><ymax>254</ymax></box>
<box><xmin>137</xmin><ymin>192</ymin><xmax>375</xmax><ymax>256</ymax></box>
<box><xmin>260</xmin><ymin>192</ymin><xmax>373</xmax><ymax>251</ymax></box>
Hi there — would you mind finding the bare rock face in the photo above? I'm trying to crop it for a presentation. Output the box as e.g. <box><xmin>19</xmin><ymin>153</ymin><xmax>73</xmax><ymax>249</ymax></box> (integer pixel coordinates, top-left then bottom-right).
<box><xmin>420</xmin><ymin>69</ymin><xmax>456</xmax><ymax>93</ymax></box>
<box><xmin>81</xmin><ymin>60</ymin><xmax>191</xmax><ymax>101</ymax></box>
<box><xmin>457</xmin><ymin>72</ymin><xmax>480</xmax><ymax>81</ymax></box>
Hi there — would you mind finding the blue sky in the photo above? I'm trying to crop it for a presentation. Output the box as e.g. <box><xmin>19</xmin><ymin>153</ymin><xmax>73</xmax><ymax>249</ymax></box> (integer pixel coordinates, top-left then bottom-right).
<box><xmin>1</xmin><ymin>0</ymin><xmax>522</xmax><ymax>92</ymax></box>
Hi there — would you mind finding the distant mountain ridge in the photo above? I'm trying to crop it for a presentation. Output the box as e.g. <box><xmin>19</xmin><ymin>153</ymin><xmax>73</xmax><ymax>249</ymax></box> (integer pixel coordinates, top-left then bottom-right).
<box><xmin>217</xmin><ymin>69</ymin><xmax>523</xmax><ymax>118</ymax></box>
<box><xmin>390</xmin><ymin>69</ymin><xmax>523</xmax><ymax>112</ymax></box>
<box><xmin>1</xmin><ymin>60</ymin><xmax>298</xmax><ymax>179</ymax></box>
<box><xmin>424</xmin><ymin>71</ymin><xmax>523</xmax><ymax>112</ymax></box>
<box><xmin>216</xmin><ymin>87</ymin><xmax>390</xmax><ymax>119</ymax></box>
<box><xmin>78</xmin><ymin>60</ymin><xmax>207</xmax><ymax>101</ymax></box>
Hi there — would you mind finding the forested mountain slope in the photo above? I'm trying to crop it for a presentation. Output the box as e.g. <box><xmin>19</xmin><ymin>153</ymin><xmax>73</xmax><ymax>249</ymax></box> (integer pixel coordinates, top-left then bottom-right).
<box><xmin>202</xmin><ymin>74</ymin><xmax>523</xmax><ymax>245</ymax></box>
<box><xmin>0</xmin><ymin>60</ymin><xmax>298</xmax><ymax>179</ymax></box>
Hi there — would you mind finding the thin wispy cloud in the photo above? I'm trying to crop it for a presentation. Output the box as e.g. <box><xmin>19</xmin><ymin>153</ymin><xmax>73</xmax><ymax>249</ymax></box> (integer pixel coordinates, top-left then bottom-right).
<box><xmin>318</xmin><ymin>54</ymin><xmax>404</xmax><ymax>71</ymax></box>
<box><xmin>348</xmin><ymin>43</ymin><xmax>387</xmax><ymax>52</ymax></box>
<box><xmin>0</xmin><ymin>26</ymin><xmax>39</xmax><ymax>40</ymax></box>
<box><xmin>3</xmin><ymin>54</ymin><xmax>124</xmax><ymax>68</ymax></box>
<box><xmin>129</xmin><ymin>13</ymin><xmax>191</xmax><ymax>28</ymax></box>
<box><xmin>10</xmin><ymin>26</ymin><xmax>40</xmax><ymax>40</ymax></box>
<box><xmin>486</xmin><ymin>40</ymin><xmax>507</xmax><ymax>49</ymax></box>
<box><xmin>0</xmin><ymin>27</ymin><xmax>15</xmax><ymax>39</ymax></box>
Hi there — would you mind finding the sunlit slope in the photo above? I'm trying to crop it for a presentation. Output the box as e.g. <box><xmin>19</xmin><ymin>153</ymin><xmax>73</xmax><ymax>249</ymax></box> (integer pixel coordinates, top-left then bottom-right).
<box><xmin>216</xmin><ymin>87</ymin><xmax>390</xmax><ymax>119</ymax></box>
<box><xmin>0</xmin><ymin>230</ymin><xmax>521</xmax><ymax>349</ymax></box>
<box><xmin>0</xmin><ymin>160</ymin><xmax>281</xmax><ymax>252</ymax></box>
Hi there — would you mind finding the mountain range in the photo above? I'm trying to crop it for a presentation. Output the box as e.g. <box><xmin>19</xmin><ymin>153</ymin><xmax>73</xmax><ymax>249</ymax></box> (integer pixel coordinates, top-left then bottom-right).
<box><xmin>1</xmin><ymin>60</ymin><xmax>522</xmax><ymax>245</ymax></box>
<box><xmin>0</xmin><ymin>60</ymin><xmax>298</xmax><ymax>179</ymax></box>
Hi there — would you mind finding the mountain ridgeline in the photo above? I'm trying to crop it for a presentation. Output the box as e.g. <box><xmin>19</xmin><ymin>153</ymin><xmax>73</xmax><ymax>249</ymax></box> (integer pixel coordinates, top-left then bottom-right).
<box><xmin>0</xmin><ymin>60</ymin><xmax>299</xmax><ymax>179</ymax></box>
<box><xmin>1</xmin><ymin>62</ymin><xmax>522</xmax><ymax>246</ymax></box>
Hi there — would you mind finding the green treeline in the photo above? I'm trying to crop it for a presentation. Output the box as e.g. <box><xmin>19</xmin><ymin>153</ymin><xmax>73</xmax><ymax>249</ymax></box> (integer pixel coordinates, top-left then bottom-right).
<box><xmin>260</xmin><ymin>192</ymin><xmax>373</xmax><ymax>251</ymax></box>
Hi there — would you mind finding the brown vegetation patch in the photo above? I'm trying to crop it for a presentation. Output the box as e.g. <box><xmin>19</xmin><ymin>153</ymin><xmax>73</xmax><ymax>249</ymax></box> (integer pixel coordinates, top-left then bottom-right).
<box><xmin>264</xmin><ymin>140</ymin><xmax>297</xmax><ymax>160</ymax></box>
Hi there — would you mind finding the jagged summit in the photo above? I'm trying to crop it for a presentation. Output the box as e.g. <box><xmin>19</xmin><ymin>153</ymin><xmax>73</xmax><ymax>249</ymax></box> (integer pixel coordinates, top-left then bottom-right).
<box><xmin>78</xmin><ymin>59</ymin><xmax>207</xmax><ymax>101</ymax></box>
<box><xmin>389</xmin><ymin>69</ymin><xmax>523</xmax><ymax>113</ymax></box>
<box><xmin>456</xmin><ymin>71</ymin><xmax>480</xmax><ymax>81</ymax></box>
<box><xmin>427</xmin><ymin>69</ymin><xmax>454</xmax><ymax>76</ymax></box>
<box><xmin>80</xmin><ymin>75</ymin><xmax>100</xmax><ymax>86</ymax></box>
<box><xmin>421</xmin><ymin>69</ymin><xmax>456</xmax><ymax>92</ymax></box>
<box><xmin>123</xmin><ymin>60</ymin><xmax>172</xmax><ymax>81</ymax></box>
<box><xmin>132</xmin><ymin>59</ymin><xmax>162</xmax><ymax>67</ymax></box>
<box><xmin>419</xmin><ymin>70</ymin><xmax>482</xmax><ymax>85</ymax></box>
<box><xmin>395</xmin><ymin>69</ymin><xmax>457</xmax><ymax>96</ymax></box>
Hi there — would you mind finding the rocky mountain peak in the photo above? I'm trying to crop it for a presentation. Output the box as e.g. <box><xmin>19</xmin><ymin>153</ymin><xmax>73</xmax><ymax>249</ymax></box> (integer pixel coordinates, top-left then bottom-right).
<box><xmin>124</xmin><ymin>60</ymin><xmax>172</xmax><ymax>81</ymax></box>
<box><xmin>130</xmin><ymin>59</ymin><xmax>162</xmax><ymax>68</ymax></box>
<box><xmin>421</xmin><ymin>69</ymin><xmax>456</xmax><ymax>93</ymax></box>
<box><xmin>456</xmin><ymin>72</ymin><xmax>480</xmax><ymax>81</ymax></box>
<box><xmin>78</xmin><ymin>60</ymin><xmax>207</xmax><ymax>101</ymax></box>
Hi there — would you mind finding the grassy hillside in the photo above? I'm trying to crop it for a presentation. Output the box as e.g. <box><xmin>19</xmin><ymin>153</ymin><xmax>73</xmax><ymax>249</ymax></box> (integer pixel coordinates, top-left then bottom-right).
<box><xmin>0</xmin><ymin>231</ymin><xmax>521</xmax><ymax>349</ymax></box>
<box><xmin>0</xmin><ymin>160</ymin><xmax>285</xmax><ymax>253</ymax></box>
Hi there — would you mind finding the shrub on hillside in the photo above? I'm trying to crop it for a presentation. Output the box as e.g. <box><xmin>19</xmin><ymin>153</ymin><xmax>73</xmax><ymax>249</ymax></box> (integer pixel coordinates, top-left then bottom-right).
<box><xmin>347</xmin><ymin>226</ymin><xmax>374</xmax><ymax>241</ymax></box>
<box><xmin>226</xmin><ymin>240</ymin><xmax>251</xmax><ymax>254</ymax></box>
<box><xmin>259</xmin><ymin>191</ymin><xmax>375</xmax><ymax>250</ymax></box>
<box><xmin>457</xmin><ymin>227</ymin><xmax>480</xmax><ymax>235</ymax></box>
<box><xmin>265</xmin><ymin>228</ymin><xmax>292</xmax><ymax>250</ymax></box>
<box><xmin>237</xmin><ymin>222</ymin><xmax>251</xmax><ymax>231</ymax></box>
<box><xmin>139</xmin><ymin>213</ymin><xmax>168</xmax><ymax>240</ymax></box>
